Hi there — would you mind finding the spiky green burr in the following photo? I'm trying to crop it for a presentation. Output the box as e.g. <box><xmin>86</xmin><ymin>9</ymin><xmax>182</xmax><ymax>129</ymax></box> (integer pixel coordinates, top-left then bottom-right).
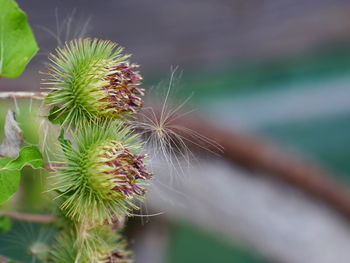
<box><xmin>52</xmin><ymin>122</ymin><xmax>152</xmax><ymax>225</ymax></box>
<box><xmin>50</xmin><ymin>224</ymin><xmax>132</xmax><ymax>263</ymax></box>
<box><xmin>44</xmin><ymin>38</ymin><xmax>144</xmax><ymax>125</ymax></box>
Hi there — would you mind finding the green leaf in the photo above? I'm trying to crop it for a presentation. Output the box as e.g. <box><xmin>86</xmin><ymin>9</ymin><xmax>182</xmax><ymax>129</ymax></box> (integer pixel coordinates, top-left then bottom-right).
<box><xmin>2</xmin><ymin>146</ymin><xmax>44</xmax><ymax>170</ymax></box>
<box><xmin>0</xmin><ymin>146</ymin><xmax>44</xmax><ymax>204</ymax></box>
<box><xmin>0</xmin><ymin>157</ymin><xmax>12</xmax><ymax>167</ymax></box>
<box><xmin>0</xmin><ymin>216</ymin><xmax>12</xmax><ymax>233</ymax></box>
<box><xmin>0</xmin><ymin>0</ymin><xmax>38</xmax><ymax>78</ymax></box>
<box><xmin>0</xmin><ymin>169</ymin><xmax>20</xmax><ymax>204</ymax></box>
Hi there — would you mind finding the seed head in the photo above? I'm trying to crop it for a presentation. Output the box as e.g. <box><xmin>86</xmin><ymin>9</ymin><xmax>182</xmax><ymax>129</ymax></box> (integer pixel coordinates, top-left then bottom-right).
<box><xmin>44</xmin><ymin>38</ymin><xmax>144</xmax><ymax>125</ymax></box>
<box><xmin>102</xmin><ymin>62</ymin><xmax>143</xmax><ymax>114</ymax></box>
<box><xmin>52</xmin><ymin>122</ymin><xmax>152</xmax><ymax>225</ymax></box>
<box><xmin>50</xmin><ymin>225</ymin><xmax>131</xmax><ymax>263</ymax></box>
<box><xmin>86</xmin><ymin>140</ymin><xmax>151</xmax><ymax>199</ymax></box>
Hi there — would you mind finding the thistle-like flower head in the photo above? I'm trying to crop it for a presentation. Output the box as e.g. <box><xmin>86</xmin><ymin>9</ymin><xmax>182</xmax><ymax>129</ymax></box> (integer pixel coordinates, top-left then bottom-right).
<box><xmin>50</xmin><ymin>225</ymin><xmax>131</xmax><ymax>263</ymax></box>
<box><xmin>44</xmin><ymin>38</ymin><xmax>143</xmax><ymax>125</ymax></box>
<box><xmin>53</xmin><ymin>122</ymin><xmax>152</xmax><ymax>225</ymax></box>
<box><xmin>88</xmin><ymin>141</ymin><xmax>150</xmax><ymax>198</ymax></box>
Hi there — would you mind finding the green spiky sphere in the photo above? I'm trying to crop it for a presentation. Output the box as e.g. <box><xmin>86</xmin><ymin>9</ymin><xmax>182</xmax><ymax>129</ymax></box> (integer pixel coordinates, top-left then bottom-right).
<box><xmin>44</xmin><ymin>38</ymin><xmax>144</xmax><ymax>126</ymax></box>
<box><xmin>52</xmin><ymin>122</ymin><xmax>152</xmax><ymax>225</ymax></box>
<box><xmin>50</xmin><ymin>225</ymin><xmax>132</xmax><ymax>263</ymax></box>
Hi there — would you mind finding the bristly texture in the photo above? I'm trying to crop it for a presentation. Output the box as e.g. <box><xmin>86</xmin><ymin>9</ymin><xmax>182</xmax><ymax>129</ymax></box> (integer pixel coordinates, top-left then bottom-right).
<box><xmin>44</xmin><ymin>38</ymin><xmax>144</xmax><ymax>126</ymax></box>
<box><xmin>52</xmin><ymin>121</ymin><xmax>152</xmax><ymax>225</ymax></box>
<box><xmin>50</xmin><ymin>225</ymin><xmax>132</xmax><ymax>263</ymax></box>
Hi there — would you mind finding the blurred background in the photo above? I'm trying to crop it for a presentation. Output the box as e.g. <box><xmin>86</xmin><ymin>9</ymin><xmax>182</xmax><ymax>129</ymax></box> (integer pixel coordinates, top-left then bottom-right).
<box><xmin>1</xmin><ymin>0</ymin><xmax>350</xmax><ymax>262</ymax></box>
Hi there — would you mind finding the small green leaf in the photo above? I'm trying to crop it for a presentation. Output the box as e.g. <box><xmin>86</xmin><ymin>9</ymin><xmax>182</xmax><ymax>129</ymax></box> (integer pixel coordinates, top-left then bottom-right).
<box><xmin>0</xmin><ymin>146</ymin><xmax>44</xmax><ymax>204</ymax></box>
<box><xmin>0</xmin><ymin>216</ymin><xmax>12</xmax><ymax>233</ymax></box>
<box><xmin>0</xmin><ymin>0</ymin><xmax>39</xmax><ymax>78</ymax></box>
<box><xmin>0</xmin><ymin>157</ymin><xmax>12</xmax><ymax>167</ymax></box>
<box><xmin>0</xmin><ymin>169</ymin><xmax>20</xmax><ymax>204</ymax></box>
<box><xmin>3</xmin><ymin>146</ymin><xmax>44</xmax><ymax>170</ymax></box>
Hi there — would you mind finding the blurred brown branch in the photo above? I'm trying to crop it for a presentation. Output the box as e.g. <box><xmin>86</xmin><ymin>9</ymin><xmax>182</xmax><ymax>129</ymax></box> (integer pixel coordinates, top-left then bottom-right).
<box><xmin>0</xmin><ymin>91</ymin><xmax>45</xmax><ymax>100</ymax></box>
<box><xmin>147</xmin><ymin>108</ymin><xmax>350</xmax><ymax>220</ymax></box>
<box><xmin>0</xmin><ymin>211</ymin><xmax>54</xmax><ymax>224</ymax></box>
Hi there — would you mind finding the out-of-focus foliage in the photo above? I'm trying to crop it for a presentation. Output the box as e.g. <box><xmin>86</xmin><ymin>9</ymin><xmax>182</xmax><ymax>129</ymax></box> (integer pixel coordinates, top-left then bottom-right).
<box><xmin>0</xmin><ymin>216</ymin><xmax>11</xmax><ymax>233</ymax></box>
<box><xmin>0</xmin><ymin>0</ymin><xmax>38</xmax><ymax>78</ymax></box>
<box><xmin>0</xmin><ymin>101</ymin><xmax>51</xmax><ymax>211</ymax></box>
<box><xmin>0</xmin><ymin>221</ymin><xmax>56</xmax><ymax>262</ymax></box>
<box><xmin>0</xmin><ymin>146</ymin><xmax>44</xmax><ymax>204</ymax></box>
<box><xmin>167</xmin><ymin>223</ymin><xmax>267</xmax><ymax>263</ymax></box>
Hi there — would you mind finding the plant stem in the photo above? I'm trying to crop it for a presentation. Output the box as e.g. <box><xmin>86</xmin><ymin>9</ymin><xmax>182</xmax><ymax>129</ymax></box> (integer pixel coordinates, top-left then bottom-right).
<box><xmin>0</xmin><ymin>211</ymin><xmax>54</xmax><ymax>224</ymax></box>
<box><xmin>0</xmin><ymin>91</ymin><xmax>46</xmax><ymax>100</ymax></box>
